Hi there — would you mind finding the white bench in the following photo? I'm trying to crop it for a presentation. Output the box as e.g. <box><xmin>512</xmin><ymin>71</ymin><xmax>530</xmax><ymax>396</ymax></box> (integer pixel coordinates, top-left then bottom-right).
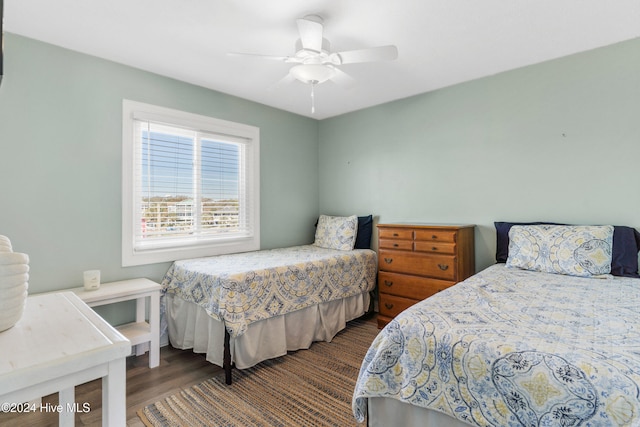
<box><xmin>71</xmin><ymin>278</ymin><xmax>161</xmax><ymax>368</ymax></box>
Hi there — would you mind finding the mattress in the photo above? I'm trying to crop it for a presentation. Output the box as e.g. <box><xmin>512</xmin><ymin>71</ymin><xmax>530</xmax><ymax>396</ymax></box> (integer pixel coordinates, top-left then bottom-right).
<box><xmin>353</xmin><ymin>264</ymin><xmax>640</xmax><ymax>426</ymax></box>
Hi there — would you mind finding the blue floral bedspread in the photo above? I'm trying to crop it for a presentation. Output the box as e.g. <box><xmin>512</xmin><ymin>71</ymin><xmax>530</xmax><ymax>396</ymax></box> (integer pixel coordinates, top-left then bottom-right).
<box><xmin>162</xmin><ymin>245</ymin><xmax>377</xmax><ymax>338</ymax></box>
<box><xmin>353</xmin><ymin>264</ymin><xmax>640</xmax><ymax>426</ymax></box>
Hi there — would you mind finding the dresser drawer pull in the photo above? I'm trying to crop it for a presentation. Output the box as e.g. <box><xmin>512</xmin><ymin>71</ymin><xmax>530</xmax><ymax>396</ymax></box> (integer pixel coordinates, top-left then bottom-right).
<box><xmin>438</xmin><ymin>264</ymin><xmax>449</xmax><ymax>271</ymax></box>
<box><xmin>393</xmin><ymin>233</ymin><xmax>399</xmax><ymax>237</ymax></box>
<box><xmin>384</xmin><ymin>303</ymin><xmax>394</xmax><ymax>310</ymax></box>
<box><xmin>384</xmin><ymin>258</ymin><xmax>393</xmax><ymax>264</ymax></box>
<box><xmin>393</xmin><ymin>243</ymin><xmax>399</xmax><ymax>247</ymax></box>
<box><xmin>432</xmin><ymin>246</ymin><xmax>438</xmax><ymax>251</ymax></box>
<box><xmin>432</xmin><ymin>235</ymin><xmax>438</xmax><ymax>239</ymax></box>
<box><xmin>383</xmin><ymin>280</ymin><xmax>393</xmax><ymax>287</ymax></box>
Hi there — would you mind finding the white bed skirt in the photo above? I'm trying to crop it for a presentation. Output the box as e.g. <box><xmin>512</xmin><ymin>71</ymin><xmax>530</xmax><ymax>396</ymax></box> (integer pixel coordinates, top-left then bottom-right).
<box><xmin>165</xmin><ymin>292</ymin><xmax>370</xmax><ymax>369</ymax></box>
<box><xmin>368</xmin><ymin>397</ymin><xmax>474</xmax><ymax>427</ymax></box>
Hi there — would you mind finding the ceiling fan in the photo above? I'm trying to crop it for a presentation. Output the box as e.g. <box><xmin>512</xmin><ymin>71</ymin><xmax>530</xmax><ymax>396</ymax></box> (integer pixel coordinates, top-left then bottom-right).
<box><xmin>229</xmin><ymin>14</ymin><xmax>398</xmax><ymax>113</ymax></box>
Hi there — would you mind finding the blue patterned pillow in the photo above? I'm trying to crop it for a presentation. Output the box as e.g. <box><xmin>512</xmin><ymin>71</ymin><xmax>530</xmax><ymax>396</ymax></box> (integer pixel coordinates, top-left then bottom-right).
<box><xmin>314</xmin><ymin>215</ymin><xmax>358</xmax><ymax>251</ymax></box>
<box><xmin>506</xmin><ymin>225</ymin><xmax>614</xmax><ymax>277</ymax></box>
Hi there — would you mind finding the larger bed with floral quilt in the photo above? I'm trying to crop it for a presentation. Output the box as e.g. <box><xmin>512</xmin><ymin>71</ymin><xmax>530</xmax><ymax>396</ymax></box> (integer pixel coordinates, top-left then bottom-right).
<box><xmin>353</xmin><ymin>223</ymin><xmax>640</xmax><ymax>427</ymax></box>
<box><xmin>162</xmin><ymin>215</ymin><xmax>377</xmax><ymax>384</ymax></box>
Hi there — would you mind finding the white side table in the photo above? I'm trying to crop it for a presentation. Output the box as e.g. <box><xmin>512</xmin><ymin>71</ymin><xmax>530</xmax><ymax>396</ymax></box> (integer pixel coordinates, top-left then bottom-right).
<box><xmin>71</xmin><ymin>278</ymin><xmax>161</xmax><ymax>368</ymax></box>
<box><xmin>0</xmin><ymin>292</ymin><xmax>130</xmax><ymax>426</ymax></box>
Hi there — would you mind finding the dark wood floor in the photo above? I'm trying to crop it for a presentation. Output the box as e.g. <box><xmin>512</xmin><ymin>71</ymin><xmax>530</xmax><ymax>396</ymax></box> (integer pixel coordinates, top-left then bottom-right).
<box><xmin>0</xmin><ymin>346</ymin><xmax>224</xmax><ymax>426</ymax></box>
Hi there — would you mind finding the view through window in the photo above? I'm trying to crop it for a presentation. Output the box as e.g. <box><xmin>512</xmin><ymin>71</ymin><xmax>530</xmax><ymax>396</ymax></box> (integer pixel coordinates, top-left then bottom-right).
<box><xmin>138</xmin><ymin>122</ymin><xmax>242</xmax><ymax>241</ymax></box>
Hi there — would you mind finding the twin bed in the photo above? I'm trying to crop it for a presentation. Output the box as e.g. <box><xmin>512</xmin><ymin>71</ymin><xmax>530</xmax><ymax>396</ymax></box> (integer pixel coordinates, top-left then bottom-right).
<box><xmin>161</xmin><ymin>215</ymin><xmax>377</xmax><ymax>384</ymax></box>
<box><xmin>353</xmin><ymin>222</ymin><xmax>640</xmax><ymax>427</ymax></box>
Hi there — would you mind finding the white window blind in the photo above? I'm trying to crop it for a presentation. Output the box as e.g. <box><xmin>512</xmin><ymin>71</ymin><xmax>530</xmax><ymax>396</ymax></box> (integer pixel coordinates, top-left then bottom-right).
<box><xmin>122</xmin><ymin>101</ymin><xmax>260</xmax><ymax>266</ymax></box>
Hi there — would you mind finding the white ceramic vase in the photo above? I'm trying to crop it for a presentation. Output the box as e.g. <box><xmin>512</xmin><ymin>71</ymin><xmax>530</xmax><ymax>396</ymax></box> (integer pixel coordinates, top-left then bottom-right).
<box><xmin>0</xmin><ymin>236</ymin><xmax>29</xmax><ymax>332</ymax></box>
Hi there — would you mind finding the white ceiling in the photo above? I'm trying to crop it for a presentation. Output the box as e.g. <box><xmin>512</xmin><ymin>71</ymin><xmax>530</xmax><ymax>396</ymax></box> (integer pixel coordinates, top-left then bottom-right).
<box><xmin>5</xmin><ymin>0</ymin><xmax>640</xmax><ymax>119</ymax></box>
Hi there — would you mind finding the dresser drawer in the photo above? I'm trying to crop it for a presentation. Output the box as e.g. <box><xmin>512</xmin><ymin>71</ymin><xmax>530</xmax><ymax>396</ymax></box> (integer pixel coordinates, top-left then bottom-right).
<box><xmin>378</xmin><ymin>228</ymin><xmax>413</xmax><ymax>240</ymax></box>
<box><xmin>379</xmin><ymin>250</ymin><xmax>457</xmax><ymax>281</ymax></box>
<box><xmin>379</xmin><ymin>239</ymin><xmax>413</xmax><ymax>251</ymax></box>
<box><xmin>414</xmin><ymin>241</ymin><xmax>456</xmax><ymax>255</ymax></box>
<box><xmin>414</xmin><ymin>229</ymin><xmax>457</xmax><ymax>243</ymax></box>
<box><xmin>379</xmin><ymin>271</ymin><xmax>453</xmax><ymax>300</ymax></box>
<box><xmin>378</xmin><ymin>293</ymin><xmax>416</xmax><ymax>318</ymax></box>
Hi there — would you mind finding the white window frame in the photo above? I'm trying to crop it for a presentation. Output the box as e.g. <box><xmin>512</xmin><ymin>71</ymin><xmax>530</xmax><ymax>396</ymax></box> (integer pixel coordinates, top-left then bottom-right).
<box><xmin>122</xmin><ymin>100</ymin><xmax>260</xmax><ymax>266</ymax></box>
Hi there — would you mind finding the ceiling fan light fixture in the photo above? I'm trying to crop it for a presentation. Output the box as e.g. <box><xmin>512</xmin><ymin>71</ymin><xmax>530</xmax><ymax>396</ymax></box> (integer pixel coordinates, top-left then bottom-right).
<box><xmin>290</xmin><ymin>64</ymin><xmax>335</xmax><ymax>84</ymax></box>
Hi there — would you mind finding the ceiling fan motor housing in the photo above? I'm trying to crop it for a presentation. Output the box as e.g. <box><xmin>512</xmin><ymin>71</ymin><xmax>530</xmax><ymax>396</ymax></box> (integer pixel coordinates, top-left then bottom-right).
<box><xmin>294</xmin><ymin>38</ymin><xmax>331</xmax><ymax>58</ymax></box>
<box><xmin>291</xmin><ymin>36</ymin><xmax>336</xmax><ymax>84</ymax></box>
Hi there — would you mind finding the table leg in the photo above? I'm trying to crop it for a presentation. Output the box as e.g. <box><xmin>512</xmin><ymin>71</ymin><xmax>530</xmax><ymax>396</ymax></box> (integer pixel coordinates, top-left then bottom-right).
<box><xmin>135</xmin><ymin>297</ymin><xmax>146</xmax><ymax>356</ymax></box>
<box><xmin>149</xmin><ymin>291</ymin><xmax>160</xmax><ymax>368</ymax></box>
<box><xmin>59</xmin><ymin>386</ymin><xmax>75</xmax><ymax>427</ymax></box>
<box><xmin>102</xmin><ymin>357</ymin><xmax>126</xmax><ymax>426</ymax></box>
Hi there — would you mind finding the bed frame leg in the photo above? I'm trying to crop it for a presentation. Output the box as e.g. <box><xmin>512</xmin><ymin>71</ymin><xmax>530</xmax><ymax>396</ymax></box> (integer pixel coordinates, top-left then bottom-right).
<box><xmin>224</xmin><ymin>328</ymin><xmax>232</xmax><ymax>385</ymax></box>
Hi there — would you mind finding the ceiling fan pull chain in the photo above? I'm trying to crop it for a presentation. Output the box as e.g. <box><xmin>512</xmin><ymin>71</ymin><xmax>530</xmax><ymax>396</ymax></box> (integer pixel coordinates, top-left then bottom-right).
<box><xmin>311</xmin><ymin>83</ymin><xmax>316</xmax><ymax>114</ymax></box>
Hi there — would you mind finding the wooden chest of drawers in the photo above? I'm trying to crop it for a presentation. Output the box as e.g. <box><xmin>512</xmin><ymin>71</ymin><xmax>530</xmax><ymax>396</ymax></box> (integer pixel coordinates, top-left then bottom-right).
<box><xmin>377</xmin><ymin>224</ymin><xmax>475</xmax><ymax>328</ymax></box>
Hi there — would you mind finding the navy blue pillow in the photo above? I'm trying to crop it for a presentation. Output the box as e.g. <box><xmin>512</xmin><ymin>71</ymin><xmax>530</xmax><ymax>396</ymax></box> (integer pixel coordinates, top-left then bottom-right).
<box><xmin>354</xmin><ymin>215</ymin><xmax>373</xmax><ymax>249</ymax></box>
<box><xmin>610</xmin><ymin>226</ymin><xmax>640</xmax><ymax>277</ymax></box>
<box><xmin>495</xmin><ymin>221</ymin><xmax>640</xmax><ymax>278</ymax></box>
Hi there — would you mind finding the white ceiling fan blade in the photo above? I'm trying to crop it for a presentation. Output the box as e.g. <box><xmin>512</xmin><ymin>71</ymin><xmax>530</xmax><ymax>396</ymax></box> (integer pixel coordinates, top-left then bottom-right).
<box><xmin>330</xmin><ymin>45</ymin><xmax>398</xmax><ymax>65</ymax></box>
<box><xmin>268</xmin><ymin>72</ymin><xmax>296</xmax><ymax>91</ymax></box>
<box><xmin>296</xmin><ymin>16</ymin><xmax>324</xmax><ymax>53</ymax></box>
<box><xmin>227</xmin><ymin>52</ymin><xmax>291</xmax><ymax>62</ymax></box>
<box><xmin>329</xmin><ymin>68</ymin><xmax>356</xmax><ymax>89</ymax></box>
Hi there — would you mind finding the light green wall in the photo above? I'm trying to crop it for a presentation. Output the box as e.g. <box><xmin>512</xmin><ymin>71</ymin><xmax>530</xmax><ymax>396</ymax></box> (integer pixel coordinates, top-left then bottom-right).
<box><xmin>2</xmin><ymin>32</ymin><xmax>639</xmax><ymax>323</ymax></box>
<box><xmin>318</xmin><ymin>37</ymin><xmax>640</xmax><ymax>271</ymax></box>
<box><xmin>0</xmin><ymin>34</ymin><xmax>319</xmax><ymax>315</ymax></box>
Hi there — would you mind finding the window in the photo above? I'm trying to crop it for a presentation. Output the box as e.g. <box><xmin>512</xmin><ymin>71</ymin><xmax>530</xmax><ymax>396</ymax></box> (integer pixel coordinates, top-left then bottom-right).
<box><xmin>122</xmin><ymin>100</ymin><xmax>260</xmax><ymax>266</ymax></box>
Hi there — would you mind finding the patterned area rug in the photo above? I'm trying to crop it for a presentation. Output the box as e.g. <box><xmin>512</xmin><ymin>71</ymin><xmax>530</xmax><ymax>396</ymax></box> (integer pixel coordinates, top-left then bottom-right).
<box><xmin>138</xmin><ymin>318</ymin><xmax>378</xmax><ymax>426</ymax></box>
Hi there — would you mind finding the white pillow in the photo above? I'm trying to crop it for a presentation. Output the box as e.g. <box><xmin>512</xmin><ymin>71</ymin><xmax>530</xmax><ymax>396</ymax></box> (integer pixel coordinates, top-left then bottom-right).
<box><xmin>314</xmin><ymin>215</ymin><xmax>358</xmax><ymax>251</ymax></box>
<box><xmin>506</xmin><ymin>224</ymin><xmax>613</xmax><ymax>277</ymax></box>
